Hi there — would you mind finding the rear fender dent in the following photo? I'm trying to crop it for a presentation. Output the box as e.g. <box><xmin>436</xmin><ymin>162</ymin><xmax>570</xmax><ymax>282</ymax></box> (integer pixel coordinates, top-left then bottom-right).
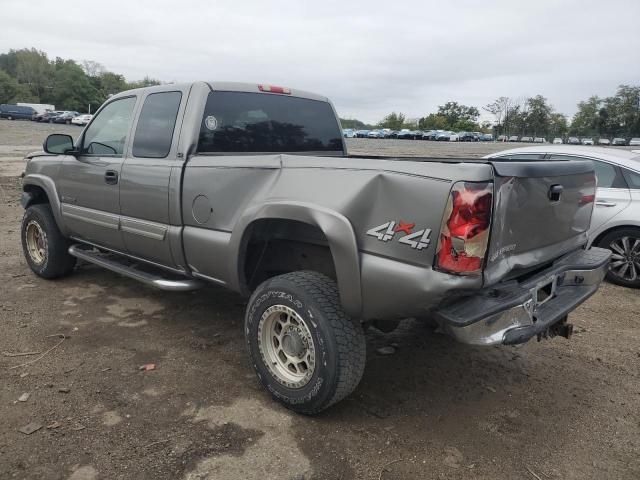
<box><xmin>230</xmin><ymin>201</ymin><xmax>362</xmax><ymax>317</ymax></box>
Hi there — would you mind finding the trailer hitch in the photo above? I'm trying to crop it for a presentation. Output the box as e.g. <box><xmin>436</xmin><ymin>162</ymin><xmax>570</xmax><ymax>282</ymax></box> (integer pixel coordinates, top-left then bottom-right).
<box><xmin>537</xmin><ymin>315</ymin><xmax>573</xmax><ymax>341</ymax></box>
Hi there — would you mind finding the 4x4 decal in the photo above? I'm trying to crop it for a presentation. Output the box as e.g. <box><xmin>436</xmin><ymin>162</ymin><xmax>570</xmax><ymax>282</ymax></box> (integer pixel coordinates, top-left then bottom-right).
<box><xmin>366</xmin><ymin>220</ymin><xmax>431</xmax><ymax>250</ymax></box>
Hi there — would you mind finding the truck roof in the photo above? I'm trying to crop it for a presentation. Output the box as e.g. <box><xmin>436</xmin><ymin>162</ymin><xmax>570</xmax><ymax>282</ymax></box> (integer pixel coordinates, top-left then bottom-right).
<box><xmin>111</xmin><ymin>81</ymin><xmax>329</xmax><ymax>103</ymax></box>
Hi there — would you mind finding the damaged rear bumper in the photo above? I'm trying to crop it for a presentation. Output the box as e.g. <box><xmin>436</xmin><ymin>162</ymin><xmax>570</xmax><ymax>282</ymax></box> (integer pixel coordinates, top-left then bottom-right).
<box><xmin>435</xmin><ymin>247</ymin><xmax>611</xmax><ymax>346</ymax></box>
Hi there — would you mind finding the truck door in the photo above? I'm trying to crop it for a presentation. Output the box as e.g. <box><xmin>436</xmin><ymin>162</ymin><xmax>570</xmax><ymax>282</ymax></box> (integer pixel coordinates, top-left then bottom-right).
<box><xmin>119</xmin><ymin>88</ymin><xmax>187</xmax><ymax>268</ymax></box>
<box><xmin>58</xmin><ymin>95</ymin><xmax>138</xmax><ymax>250</ymax></box>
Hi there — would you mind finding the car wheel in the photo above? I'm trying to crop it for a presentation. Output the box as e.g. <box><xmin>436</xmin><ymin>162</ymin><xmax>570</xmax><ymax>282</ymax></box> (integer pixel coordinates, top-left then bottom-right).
<box><xmin>7</xmin><ymin>115</ymin><xmax>13</xmax><ymax>120</ymax></box>
<box><xmin>21</xmin><ymin>204</ymin><xmax>76</xmax><ymax>279</ymax></box>
<box><xmin>66</xmin><ymin>120</ymin><xmax>71</xmax><ymax>125</ymax></box>
<box><xmin>49</xmin><ymin>119</ymin><xmax>53</xmax><ymax>123</ymax></box>
<box><xmin>245</xmin><ymin>270</ymin><xmax>366</xmax><ymax>414</ymax></box>
<box><xmin>598</xmin><ymin>228</ymin><xmax>640</xmax><ymax>288</ymax></box>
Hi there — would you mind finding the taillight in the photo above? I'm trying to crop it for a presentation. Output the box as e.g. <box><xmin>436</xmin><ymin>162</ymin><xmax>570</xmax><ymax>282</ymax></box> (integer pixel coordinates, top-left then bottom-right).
<box><xmin>435</xmin><ymin>181</ymin><xmax>493</xmax><ymax>275</ymax></box>
<box><xmin>258</xmin><ymin>84</ymin><xmax>291</xmax><ymax>94</ymax></box>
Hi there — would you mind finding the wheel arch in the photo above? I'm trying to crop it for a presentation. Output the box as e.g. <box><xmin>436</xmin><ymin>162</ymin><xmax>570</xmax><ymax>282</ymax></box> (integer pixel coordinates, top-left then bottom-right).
<box><xmin>591</xmin><ymin>223</ymin><xmax>640</xmax><ymax>248</ymax></box>
<box><xmin>230</xmin><ymin>201</ymin><xmax>362</xmax><ymax>318</ymax></box>
<box><xmin>22</xmin><ymin>174</ymin><xmax>68</xmax><ymax>235</ymax></box>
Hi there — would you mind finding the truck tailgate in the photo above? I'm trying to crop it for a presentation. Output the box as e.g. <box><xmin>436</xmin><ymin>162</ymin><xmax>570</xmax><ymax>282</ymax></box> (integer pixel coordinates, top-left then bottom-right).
<box><xmin>484</xmin><ymin>160</ymin><xmax>596</xmax><ymax>284</ymax></box>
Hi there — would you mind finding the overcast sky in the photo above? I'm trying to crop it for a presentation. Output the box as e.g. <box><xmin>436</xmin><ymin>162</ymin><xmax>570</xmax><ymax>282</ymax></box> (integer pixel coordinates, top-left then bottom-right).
<box><xmin>2</xmin><ymin>0</ymin><xmax>639</xmax><ymax>123</ymax></box>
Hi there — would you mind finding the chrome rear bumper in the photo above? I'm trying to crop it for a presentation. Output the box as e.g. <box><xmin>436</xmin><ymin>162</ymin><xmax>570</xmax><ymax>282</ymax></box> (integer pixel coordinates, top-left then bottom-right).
<box><xmin>435</xmin><ymin>247</ymin><xmax>611</xmax><ymax>346</ymax></box>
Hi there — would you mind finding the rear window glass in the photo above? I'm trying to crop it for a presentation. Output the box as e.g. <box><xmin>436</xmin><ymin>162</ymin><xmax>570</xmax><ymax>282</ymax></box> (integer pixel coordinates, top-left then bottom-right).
<box><xmin>197</xmin><ymin>91</ymin><xmax>343</xmax><ymax>153</ymax></box>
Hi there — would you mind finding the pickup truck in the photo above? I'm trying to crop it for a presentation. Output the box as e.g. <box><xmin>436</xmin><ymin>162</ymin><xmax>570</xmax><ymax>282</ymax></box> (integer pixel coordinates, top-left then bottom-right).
<box><xmin>20</xmin><ymin>81</ymin><xmax>610</xmax><ymax>414</ymax></box>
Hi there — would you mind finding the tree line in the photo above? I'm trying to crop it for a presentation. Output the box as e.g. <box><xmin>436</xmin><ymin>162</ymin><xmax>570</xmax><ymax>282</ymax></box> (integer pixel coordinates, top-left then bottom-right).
<box><xmin>1</xmin><ymin>48</ymin><xmax>638</xmax><ymax>138</ymax></box>
<box><xmin>342</xmin><ymin>85</ymin><xmax>640</xmax><ymax>139</ymax></box>
<box><xmin>0</xmin><ymin>48</ymin><xmax>160</xmax><ymax>112</ymax></box>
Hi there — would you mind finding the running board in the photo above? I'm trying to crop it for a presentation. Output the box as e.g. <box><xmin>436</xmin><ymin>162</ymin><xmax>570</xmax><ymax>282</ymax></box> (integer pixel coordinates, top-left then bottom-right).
<box><xmin>68</xmin><ymin>245</ymin><xmax>204</xmax><ymax>292</ymax></box>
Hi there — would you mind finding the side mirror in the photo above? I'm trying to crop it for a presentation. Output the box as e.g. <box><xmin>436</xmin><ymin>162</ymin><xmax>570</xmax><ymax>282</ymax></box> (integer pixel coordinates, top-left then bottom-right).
<box><xmin>43</xmin><ymin>134</ymin><xmax>75</xmax><ymax>155</ymax></box>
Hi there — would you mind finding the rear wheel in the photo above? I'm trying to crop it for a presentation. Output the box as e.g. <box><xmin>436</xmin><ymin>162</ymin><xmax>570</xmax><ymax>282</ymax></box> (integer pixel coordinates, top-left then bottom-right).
<box><xmin>598</xmin><ymin>228</ymin><xmax>640</xmax><ymax>288</ymax></box>
<box><xmin>245</xmin><ymin>271</ymin><xmax>366</xmax><ymax>414</ymax></box>
<box><xmin>21</xmin><ymin>204</ymin><xmax>76</xmax><ymax>279</ymax></box>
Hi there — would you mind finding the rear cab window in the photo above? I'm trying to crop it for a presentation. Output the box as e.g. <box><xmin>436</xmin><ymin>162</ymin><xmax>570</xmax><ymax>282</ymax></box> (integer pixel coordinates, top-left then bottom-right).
<box><xmin>197</xmin><ymin>91</ymin><xmax>344</xmax><ymax>154</ymax></box>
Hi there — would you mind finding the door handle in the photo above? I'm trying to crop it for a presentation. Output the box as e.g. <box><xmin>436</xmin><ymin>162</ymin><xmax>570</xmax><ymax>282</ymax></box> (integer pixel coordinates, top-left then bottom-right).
<box><xmin>595</xmin><ymin>201</ymin><xmax>617</xmax><ymax>207</ymax></box>
<box><xmin>104</xmin><ymin>170</ymin><xmax>119</xmax><ymax>185</ymax></box>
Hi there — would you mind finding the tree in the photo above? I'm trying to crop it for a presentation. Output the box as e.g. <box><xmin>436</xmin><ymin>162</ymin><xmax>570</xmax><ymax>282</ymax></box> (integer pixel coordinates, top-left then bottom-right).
<box><xmin>549</xmin><ymin>113</ymin><xmax>568</xmax><ymax>138</ymax></box>
<box><xmin>377</xmin><ymin>112</ymin><xmax>406</xmax><ymax>130</ymax></box>
<box><xmin>484</xmin><ymin>96</ymin><xmax>515</xmax><ymax>136</ymax></box>
<box><xmin>14</xmin><ymin>48</ymin><xmax>52</xmax><ymax>101</ymax></box>
<box><xmin>418</xmin><ymin>113</ymin><xmax>448</xmax><ymax>130</ymax></box>
<box><xmin>127</xmin><ymin>76</ymin><xmax>162</xmax><ymax>89</ymax></box>
<box><xmin>339</xmin><ymin>118</ymin><xmax>373</xmax><ymax>129</ymax></box>
<box><xmin>571</xmin><ymin>96</ymin><xmax>601</xmax><ymax>136</ymax></box>
<box><xmin>98</xmin><ymin>72</ymin><xmax>128</xmax><ymax>97</ymax></box>
<box><xmin>524</xmin><ymin>95</ymin><xmax>552</xmax><ymax>137</ymax></box>
<box><xmin>437</xmin><ymin>101</ymin><xmax>479</xmax><ymax>127</ymax></box>
<box><xmin>51</xmin><ymin>60</ymin><xmax>100</xmax><ymax>111</ymax></box>
<box><xmin>0</xmin><ymin>69</ymin><xmax>19</xmax><ymax>103</ymax></box>
<box><xmin>81</xmin><ymin>60</ymin><xmax>106</xmax><ymax>77</ymax></box>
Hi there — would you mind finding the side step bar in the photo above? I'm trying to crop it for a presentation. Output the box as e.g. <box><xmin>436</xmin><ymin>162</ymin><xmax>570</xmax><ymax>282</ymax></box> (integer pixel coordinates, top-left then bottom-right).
<box><xmin>68</xmin><ymin>245</ymin><xmax>204</xmax><ymax>292</ymax></box>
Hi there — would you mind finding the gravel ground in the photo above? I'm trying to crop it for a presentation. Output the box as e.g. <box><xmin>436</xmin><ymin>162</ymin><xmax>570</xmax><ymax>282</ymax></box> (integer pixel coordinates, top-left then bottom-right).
<box><xmin>1</xmin><ymin>120</ymin><xmax>639</xmax><ymax>480</ymax></box>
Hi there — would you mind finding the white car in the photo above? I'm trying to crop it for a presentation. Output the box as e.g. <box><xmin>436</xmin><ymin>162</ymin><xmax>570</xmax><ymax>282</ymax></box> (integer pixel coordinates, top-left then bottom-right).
<box><xmin>71</xmin><ymin>114</ymin><xmax>93</xmax><ymax>126</ymax></box>
<box><xmin>598</xmin><ymin>138</ymin><xmax>611</xmax><ymax>145</ymax></box>
<box><xmin>486</xmin><ymin>146</ymin><xmax>640</xmax><ymax>288</ymax></box>
<box><xmin>629</xmin><ymin>138</ymin><xmax>640</xmax><ymax>146</ymax></box>
<box><xmin>552</xmin><ymin>137</ymin><xmax>563</xmax><ymax>144</ymax></box>
<box><xmin>582</xmin><ymin>138</ymin><xmax>594</xmax><ymax>145</ymax></box>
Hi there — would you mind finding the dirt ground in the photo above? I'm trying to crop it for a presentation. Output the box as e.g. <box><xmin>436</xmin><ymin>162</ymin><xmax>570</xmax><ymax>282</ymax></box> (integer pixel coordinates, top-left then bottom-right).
<box><xmin>1</xmin><ymin>121</ymin><xmax>639</xmax><ymax>480</ymax></box>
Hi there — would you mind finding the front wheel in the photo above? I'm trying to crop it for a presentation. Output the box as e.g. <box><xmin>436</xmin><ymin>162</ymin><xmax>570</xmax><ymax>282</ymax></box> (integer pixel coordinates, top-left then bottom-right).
<box><xmin>21</xmin><ymin>204</ymin><xmax>76</xmax><ymax>279</ymax></box>
<box><xmin>598</xmin><ymin>228</ymin><xmax>640</xmax><ymax>288</ymax></box>
<box><xmin>245</xmin><ymin>271</ymin><xmax>366</xmax><ymax>414</ymax></box>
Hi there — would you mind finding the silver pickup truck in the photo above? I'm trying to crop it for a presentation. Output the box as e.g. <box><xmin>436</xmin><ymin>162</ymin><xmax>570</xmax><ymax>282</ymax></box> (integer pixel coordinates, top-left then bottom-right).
<box><xmin>20</xmin><ymin>81</ymin><xmax>610</xmax><ymax>413</ymax></box>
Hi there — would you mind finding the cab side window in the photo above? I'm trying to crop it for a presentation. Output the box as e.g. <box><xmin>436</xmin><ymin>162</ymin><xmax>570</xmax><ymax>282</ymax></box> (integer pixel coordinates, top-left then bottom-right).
<box><xmin>132</xmin><ymin>91</ymin><xmax>182</xmax><ymax>158</ymax></box>
<box><xmin>81</xmin><ymin>96</ymin><xmax>137</xmax><ymax>156</ymax></box>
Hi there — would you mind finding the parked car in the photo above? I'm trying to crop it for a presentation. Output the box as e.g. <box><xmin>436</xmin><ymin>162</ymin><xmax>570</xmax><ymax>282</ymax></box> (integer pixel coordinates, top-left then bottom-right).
<box><xmin>72</xmin><ymin>114</ymin><xmax>93</xmax><ymax>126</ymax></box>
<box><xmin>567</xmin><ymin>137</ymin><xmax>581</xmax><ymax>145</ymax></box>
<box><xmin>612</xmin><ymin>138</ymin><xmax>627</xmax><ymax>146</ymax></box>
<box><xmin>342</xmin><ymin>128</ymin><xmax>356</xmax><ymax>138</ymax></box>
<box><xmin>497</xmin><ymin>135</ymin><xmax>508</xmax><ymax>142</ymax></box>
<box><xmin>396</xmin><ymin>129</ymin><xmax>415</xmax><ymax>139</ymax></box>
<box><xmin>479</xmin><ymin>133</ymin><xmax>494</xmax><ymax>141</ymax></box>
<box><xmin>508</xmin><ymin>135</ymin><xmax>519</xmax><ymax>142</ymax></box>
<box><xmin>52</xmin><ymin>111</ymin><xmax>81</xmax><ymax>124</ymax></box>
<box><xmin>552</xmin><ymin>138</ymin><xmax>563</xmax><ymax>144</ymax></box>
<box><xmin>629</xmin><ymin>138</ymin><xmax>640</xmax><ymax>146</ymax></box>
<box><xmin>367</xmin><ymin>130</ymin><xmax>384</xmax><ymax>138</ymax></box>
<box><xmin>21</xmin><ymin>81</ymin><xmax>610</xmax><ymax>413</ymax></box>
<box><xmin>486</xmin><ymin>145</ymin><xmax>640</xmax><ymax>288</ymax></box>
<box><xmin>582</xmin><ymin>138</ymin><xmax>594</xmax><ymax>145</ymax></box>
<box><xmin>435</xmin><ymin>131</ymin><xmax>453</xmax><ymax>141</ymax></box>
<box><xmin>534</xmin><ymin>137</ymin><xmax>545</xmax><ymax>143</ymax></box>
<box><xmin>0</xmin><ymin>104</ymin><xmax>37</xmax><ymax>120</ymax></box>
<box><xmin>33</xmin><ymin>111</ymin><xmax>62</xmax><ymax>122</ymax></box>
<box><xmin>354</xmin><ymin>129</ymin><xmax>370</xmax><ymax>138</ymax></box>
<box><xmin>598</xmin><ymin>138</ymin><xmax>611</xmax><ymax>145</ymax></box>
<box><xmin>520</xmin><ymin>136</ymin><xmax>533</xmax><ymax>143</ymax></box>
<box><xmin>458</xmin><ymin>132</ymin><xmax>476</xmax><ymax>142</ymax></box>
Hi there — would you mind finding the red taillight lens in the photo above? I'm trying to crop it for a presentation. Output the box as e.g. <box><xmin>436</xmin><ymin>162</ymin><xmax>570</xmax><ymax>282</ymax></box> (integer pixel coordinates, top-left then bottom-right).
<box><xmin>435</xmin><ymin>182</ymin><xmax>493</xmax><ymax>275</ymax></box>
